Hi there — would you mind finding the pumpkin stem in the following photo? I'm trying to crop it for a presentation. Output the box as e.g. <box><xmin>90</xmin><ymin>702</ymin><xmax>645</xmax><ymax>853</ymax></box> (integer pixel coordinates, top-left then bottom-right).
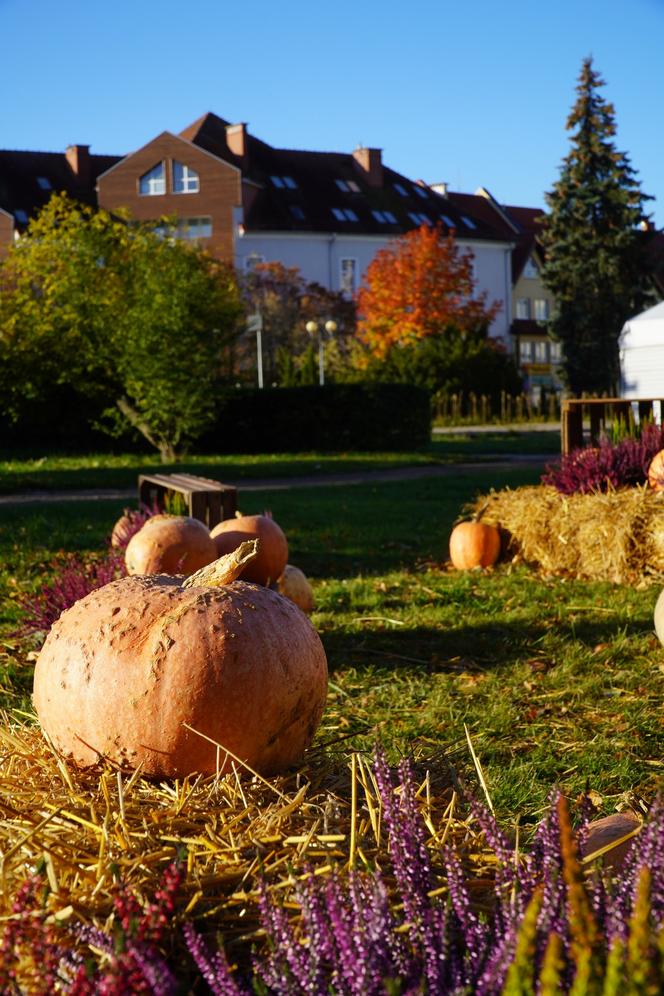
<box><xmin>183</xmin><ymin>539</ymin><xmax>259</xmax><ymax>589</ymax></box>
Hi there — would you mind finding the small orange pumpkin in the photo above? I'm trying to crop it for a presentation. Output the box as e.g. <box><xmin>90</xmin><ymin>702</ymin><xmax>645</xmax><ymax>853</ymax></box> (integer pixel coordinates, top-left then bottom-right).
<box><xmin>648</xmin><ymin>449</ymin><xmax>664</xmax><ymax>490</ymax></box>
<box><xmin>210</xmin><ymin>514</ymin><xmax>288</xmax><ymax>586</ymax></box>
<box><xmin>275</xmin><ymin>565</ymin><xmax>314</xmax><ymax>614</ymax></box>
<box><xmin>580</xmin><ymin>812</ymin><xmax>641</xmax><ymax>872</ymax></box>
<box><xmin>449</xmin><ymin>520</ymin><xmax>501</xmax><ymax>570</ymax></box>
<box><xmin>125</xmin><ymin>515</ymin><xmax>217</xmax><ymax>577</ymax></box>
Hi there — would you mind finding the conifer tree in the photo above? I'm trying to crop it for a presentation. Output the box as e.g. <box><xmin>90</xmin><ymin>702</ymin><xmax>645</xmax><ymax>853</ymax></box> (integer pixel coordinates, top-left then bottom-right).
<box><xmin>540</xmin><ymin>57</ymin><xmax>652</xmax><ymax>395</ymax></box>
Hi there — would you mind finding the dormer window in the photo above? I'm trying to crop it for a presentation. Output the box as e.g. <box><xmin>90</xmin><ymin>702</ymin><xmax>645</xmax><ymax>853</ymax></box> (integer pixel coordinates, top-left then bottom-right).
<box><xmin>173</xmin><ymin>161</ymin><xmax>199</xmax><ymax>194</ymax></box>
<box><xmin>332</xmin><ymin>207</ymin><xmax>358</xmax><ymax>222</ymax></box>
<box><xmin>139</xmin><ymin>162</ymin><xmax>166</xmax><ymax>196</ymax></box>
<box><xmin>37</xmin><ymin>177</ymin><xmax>52</xmax><ymax>191</ymax></box>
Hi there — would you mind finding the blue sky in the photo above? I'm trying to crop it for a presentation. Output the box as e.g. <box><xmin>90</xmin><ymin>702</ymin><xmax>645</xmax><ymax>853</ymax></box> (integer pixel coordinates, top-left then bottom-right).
<box><xmin>2</xmin><ymin>0</ymin><xmax>663</xmax><ymax>224</ymax></box>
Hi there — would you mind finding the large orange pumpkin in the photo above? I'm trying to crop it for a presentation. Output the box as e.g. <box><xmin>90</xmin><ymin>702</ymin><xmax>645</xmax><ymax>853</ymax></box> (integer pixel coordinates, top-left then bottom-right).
<box><xmin>449</xmin><ymin>520</ymin><xmax>501</xmax><ymax>570</ymax></box>
<box><xmin>33</xmin><ymin>542</ymin><xmax>328</xmax><ymax>778</ymax></box>
<box><xmin>648</xmin><ymin>449</ymin><xmax>664</xmax><ymax>490</ymax></box>
<box><xmin>125</xmin><ymin>515</ymin><xmax>217</xmax><ymax>577</ymax></box>
<box><xmin>210</xmin><ymin>514</ymin><xmax>288</xmax><ymax>586</ymax></box>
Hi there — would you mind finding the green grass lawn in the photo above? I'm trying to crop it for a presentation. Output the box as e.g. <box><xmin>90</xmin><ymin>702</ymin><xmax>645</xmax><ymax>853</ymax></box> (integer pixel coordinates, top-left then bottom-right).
<box><xmin>0</xmin><ymin>430</ymin><xmax>560</xmax><ymax>493</ymax></box>
<box><xmin>2</xmin><ymin>460</ymin><xmax>662</xmax><ymax>828</ymax></box>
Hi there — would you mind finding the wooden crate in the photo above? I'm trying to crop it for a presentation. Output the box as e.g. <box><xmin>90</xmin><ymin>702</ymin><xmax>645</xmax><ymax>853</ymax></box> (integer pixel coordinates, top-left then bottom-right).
<box><xmin>138</xmin><ymin>473</ymin><xmax>237</xmax><ymax>529</ymax></box>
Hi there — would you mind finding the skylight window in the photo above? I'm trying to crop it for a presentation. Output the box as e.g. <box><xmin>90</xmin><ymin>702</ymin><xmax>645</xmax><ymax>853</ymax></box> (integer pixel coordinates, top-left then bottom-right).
<box><xmin>37</xmin><ymin>176</ymin><xmax>52</xmax><ymax>191</ymax></box>
<box><xmin>408</xmin><ymin>211</ymin><xmax>430</xmax><ymax>226</ymax></box>
<box><xmin>139</xmin><ymin>162</ymin><xmax>166</xmax><ymax>196</ymax></box>
<box><xmin>14</xmin><ymin>209</ymin><xmax>28</xmax><ymax>224</ymax></box>
<box><xmin>336</xmin><ymin>179</ymin><xmax>349</xmax><ymax>191</ymax></box>
<box><xmin>173</xmin><ymin>161</ymin><xmax>200</xmax><ymax>194</ymax></box>
<box><xmin>332</xmin><ymin>207</ymin><xmax>358</xmax><ymax>222</ymax></box>
<box><xmin>394</xmin><ymin>183</ymin><xmax>408</xmax><ymax>196</ymax></box>
<box><xmin>271</xmin><ymin>175</ymin><xmax>298</xmax><ymax>190</ymax></box>
<box><xmin>413</xmin><ymin>185</ymin><xmax>429</xmax><ymax>199</ymax></box>
<box><xmin>461</xmin><ymin>215</ymin><xmax>477</xmax><ymax>229</ymax></box>
<box><xmin>440</xmin><ymin>214</ymin><xmax>457</xmax><ymax>228</ymax></box>
<box><xmin>289</xmin><ymin>205</ymin><xmax>306</xmax><ymax>221</ymax></box>
<box><xmin>372</xmin><ymin>209</ymin><xmax>398</xmax><ymax>224</ymax></box>
<box><xmin>336</xmin><ymin>178</ymin><xmax>362</xmax><ymax>193</ymax></box>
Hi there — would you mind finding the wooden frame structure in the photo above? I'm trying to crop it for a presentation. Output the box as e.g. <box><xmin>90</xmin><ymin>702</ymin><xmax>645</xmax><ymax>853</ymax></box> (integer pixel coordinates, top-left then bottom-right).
<box><xmin>138</xmin><ymin>473</ymin><xmax>237</xmax><ymax>529</ymax></box>
<box><xmin>561</xmin><ymin>397</ymin><xmax>664</xmax><ymax>454</ymax></box>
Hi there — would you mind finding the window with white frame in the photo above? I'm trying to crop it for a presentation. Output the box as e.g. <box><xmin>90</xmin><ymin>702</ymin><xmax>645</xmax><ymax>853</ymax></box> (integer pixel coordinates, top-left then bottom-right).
<box><xmin>523</xmin><ymin>257</ymin><xmax>539</xmax><ymax>278</ymax></box>
<box><xmin>534</xmin><ymin>340</ymin><xmax>547</xmax><ymax>362</ymax></box>
<box><xmin>139</xmin><ymin>162</ymin><xmax>166</xmax><ymax>196</ymax></box>
<box><xmin>340</xmin><ymin>258</ymin><xmax>357</xmax><ymax>297</ymax></box>
<box><xmin>519</xmin><ymin>340</ymin><xmax>533</xmax><ymax>362</ymax></box>
<box><xmin>245</xmin><ymin>253</ymin><xmax>265</xmax><ymax>271</ymax></box>
<box><xmin>550</xmin><ymin>341</ymin><xmax>562</xmax><ymax>363</ymax></box>
<box><xmin>176</xmin><ymin>216</ymin><xmax>212</xmax><ymax>240</ymax></box>
<box><xmin>172</xmin><ymin>160</ymin><xmax>200</xmax><ymax>194</ymax></box>
<box><xmin>534</xmin><ymin>298</ymin><xmax>550</xmax><ymax>321</ymax></box>
<box><xmin>516</xmin><ymin>297</ymin><xmax>531</xmax><ymax>319</ymax></box>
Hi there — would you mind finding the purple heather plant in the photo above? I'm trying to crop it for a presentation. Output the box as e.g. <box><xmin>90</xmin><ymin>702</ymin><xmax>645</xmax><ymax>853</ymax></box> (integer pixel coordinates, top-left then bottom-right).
<box><xmin>542</xmin><ymin>421</ymin><xmax>664</xmax><ymax>494</ymax></box>
<box><xmin>4</xmin><ymin>758</ymin><xmax>664</xmax><ymax>994</ymax></box>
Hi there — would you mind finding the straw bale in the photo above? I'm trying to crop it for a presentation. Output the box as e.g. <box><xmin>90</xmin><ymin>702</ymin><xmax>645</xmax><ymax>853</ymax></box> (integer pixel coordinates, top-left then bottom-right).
<box><xmin>469</xmin><ymin>484</ymin><xmax>664</xmax><ymax>584</ymax></box>
<box><xmin>0</xmin><ymin>714</ymin><xmax>496</xmax><ymax>964</ymax></box>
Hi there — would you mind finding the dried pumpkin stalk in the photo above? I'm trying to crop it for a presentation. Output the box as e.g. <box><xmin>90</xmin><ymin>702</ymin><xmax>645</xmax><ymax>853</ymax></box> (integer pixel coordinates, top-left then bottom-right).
<box><xmin>183</xmin><ymin>539</ymin><xmax>259</xmax><ymax>589</ymax></box>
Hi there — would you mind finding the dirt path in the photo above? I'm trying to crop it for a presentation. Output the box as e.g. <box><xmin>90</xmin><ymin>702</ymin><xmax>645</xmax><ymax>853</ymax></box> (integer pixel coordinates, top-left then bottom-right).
<box><xmin>0</xmin><ymin>456</ymin><xmax>551</xmax><ymax>506</ymax></box>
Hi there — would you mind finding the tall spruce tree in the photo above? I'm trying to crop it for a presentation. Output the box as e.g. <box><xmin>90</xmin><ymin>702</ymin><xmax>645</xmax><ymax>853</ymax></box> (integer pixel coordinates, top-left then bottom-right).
<box><xmin>540</xmin><ymin>57</ymin><xmax>652</xmax><ymax>395</ymax></box>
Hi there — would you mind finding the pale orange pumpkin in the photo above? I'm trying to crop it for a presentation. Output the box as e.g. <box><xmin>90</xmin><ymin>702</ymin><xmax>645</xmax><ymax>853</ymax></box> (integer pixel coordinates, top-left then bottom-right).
<box><xmin>33</xmin><ymin>542</ymin><xmax>328</xmax><ymax>778</ymax></box>
<box><xmin>580</xmin><ymin>812</ymin><xmax>641</xmax><ymax>872</ymax></box>
<box><xmin>210</xmin><ymin>514</ymin><xmax>288</xmax><ymax>586</ymax></box>
<box><xmin>125</xmin><ymin>515</ymin><xmax>217</xmax><ymax>577</ymax></box>
<box><xmin>449</xmin><ymin>520</ymin><xmax>501</xmax><ymax>570</ymax></box>
<box><xmin>275</xmin><ymin>564</ymin><xmax>314</xmax><ymax>614</ymax></box>
<box><xmin>648</xmin><ymin>449</ymin><xmax>664</xmax><ymax>490</ymax></box>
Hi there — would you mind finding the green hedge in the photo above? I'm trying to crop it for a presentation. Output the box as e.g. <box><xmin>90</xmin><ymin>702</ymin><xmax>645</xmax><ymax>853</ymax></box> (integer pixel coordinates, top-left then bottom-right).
<box><xmin>199</xmin><ymin>384</ymin><xmax>431</xmax><ymax>453</ymax></box>
<box><xmin>0</xmin><ymin>383</ymin><xmax>431</xmax><ymax>455</ymax></box>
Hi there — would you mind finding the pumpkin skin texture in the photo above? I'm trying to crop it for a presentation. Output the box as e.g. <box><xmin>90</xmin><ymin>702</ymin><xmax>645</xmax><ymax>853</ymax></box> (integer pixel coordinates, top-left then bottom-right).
<box><xmin>125</xmin><ymin>515</ymin><xmax>217</xmax><ymax>577</ymax></box>
<box><xmin>210</xmin><ymin>514</ymin><xmax>288</xmax><ymax>586</ymax></box>
<box><xmin>449</xmin><ymin>521</ymin><xmax>501</xmax><ymax>570</ymax></box>
<box><xmin>653</xmin><ymin>588</ymin><xmax>664</xmax><ymax>645</ymax></box>
<box><xmin>275</xmin><ymin>565</ymin><xmax>314</xmax><ymax>614</ymax></box>
<box><xmin>33</xmin><ymin>546</ymin><xmax>328</xmax><ymax>778</ymax></box>
<box><xmin>648</xmin><ymin>449</ymin><xmax>664</xmax><ymax>490</ymax></box>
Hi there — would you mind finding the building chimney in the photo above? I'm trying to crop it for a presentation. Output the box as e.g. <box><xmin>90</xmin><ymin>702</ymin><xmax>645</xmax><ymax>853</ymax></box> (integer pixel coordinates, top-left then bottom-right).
<box><xmin>65</xmin><ymin>144</ymin><xmax>91</xmax><ymax>186</ymax></box>
<box><xmin>226</xmin><ymin>123</ymin><xmax>248</xmax><ymax>162</ymax></box>
<box><xmin>352</xmin><ymin>146</ymin><xmax>383</xmax><ymax>187</ymax></box>
<box><xmin>431</xmin><ymin>182</ymin><xmax>448</xmax><ymax>197</ymax></box>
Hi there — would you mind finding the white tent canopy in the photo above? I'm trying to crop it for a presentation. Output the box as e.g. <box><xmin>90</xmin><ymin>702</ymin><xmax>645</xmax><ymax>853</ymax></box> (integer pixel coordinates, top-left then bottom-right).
<box><xmin>620</xmin><ymin>300</ymin><xmax>664</xmax><ymax>398</ymax></box>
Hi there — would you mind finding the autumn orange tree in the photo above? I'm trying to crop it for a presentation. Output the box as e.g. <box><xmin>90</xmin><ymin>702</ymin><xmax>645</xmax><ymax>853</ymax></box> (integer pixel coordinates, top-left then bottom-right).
<box><xmin>357</xmin><ymin>224</ymin><xmax>499</xmax><ymax>358</ymax></box>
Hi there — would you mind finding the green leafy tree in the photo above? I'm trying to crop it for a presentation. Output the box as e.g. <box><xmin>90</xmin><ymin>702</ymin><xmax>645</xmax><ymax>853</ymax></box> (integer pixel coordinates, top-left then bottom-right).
<box><xmin>0</xmin><ymin>194</ymin><xmax>242</xmax><ymax>459</ymax></box>
<box><xmin>540</xmin><ymin>57</ymin><xmax>653</xmax><ymax>395</ymax></box>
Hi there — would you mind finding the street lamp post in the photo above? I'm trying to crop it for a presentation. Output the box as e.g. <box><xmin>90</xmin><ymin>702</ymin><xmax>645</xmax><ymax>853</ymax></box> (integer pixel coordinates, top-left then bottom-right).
<box><xmin>305</xmin><ymin>319</ymin><xmax>337</xmax><ymax>386</ymax></box>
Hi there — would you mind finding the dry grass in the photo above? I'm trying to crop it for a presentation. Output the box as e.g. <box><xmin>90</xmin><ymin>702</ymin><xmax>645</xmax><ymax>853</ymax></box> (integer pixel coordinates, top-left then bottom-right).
<box><xmin>470</xmin><ymin>484</ymin><xmax>664</xmax><ymax>584</ymax></box>
<box><xmin>0</xmin><ymin>715</ymin><xmax>499</xmax><ymax>954</ymax></box>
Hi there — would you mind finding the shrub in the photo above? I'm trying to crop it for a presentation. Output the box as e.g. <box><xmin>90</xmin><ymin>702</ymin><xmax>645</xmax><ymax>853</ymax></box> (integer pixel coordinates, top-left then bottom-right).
<box><xmin>543</xmin><ymin>422</ymin><xmax>664</xmax><ymax>494</ymax></box>
<box><xmin>198</xmin><ymin>383</ymin><xmax>431</xmax><ymax>453</ymax></box>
